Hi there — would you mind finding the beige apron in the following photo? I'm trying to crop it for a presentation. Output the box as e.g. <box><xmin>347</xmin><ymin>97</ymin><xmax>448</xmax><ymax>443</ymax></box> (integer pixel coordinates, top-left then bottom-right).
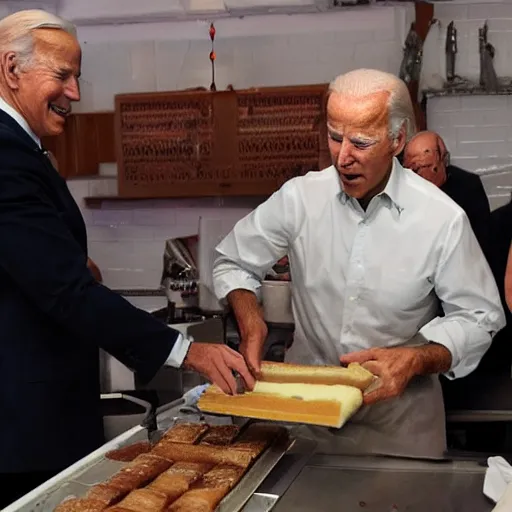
<box><xmin>285</xmin><ymin>338</ymin><xmax>447</xmax><ymax>459</ymax></box>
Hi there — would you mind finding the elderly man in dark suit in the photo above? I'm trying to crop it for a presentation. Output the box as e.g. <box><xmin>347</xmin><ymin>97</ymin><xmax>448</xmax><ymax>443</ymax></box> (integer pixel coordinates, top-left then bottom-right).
<box><xmin>0</xmin><ymin>9</ymin><xmax>253</xmax><ymax>507</ymax></box>
<box><xmin>403</xmin><ymin>131</ymin><xmax>492</xmax><ymax>263</ymax></box>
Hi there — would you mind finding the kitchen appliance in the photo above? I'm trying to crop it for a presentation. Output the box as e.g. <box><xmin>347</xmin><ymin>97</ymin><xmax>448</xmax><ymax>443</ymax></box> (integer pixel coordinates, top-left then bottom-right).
<box><xmin>261</xmin><ymin>280</ymin><xmax>294</xmax><ymax>325</ymax></box>
<box><xmin>161</xmin><ymin>235</ymin><xmax>199</xmax><ymax>310</ymax></box>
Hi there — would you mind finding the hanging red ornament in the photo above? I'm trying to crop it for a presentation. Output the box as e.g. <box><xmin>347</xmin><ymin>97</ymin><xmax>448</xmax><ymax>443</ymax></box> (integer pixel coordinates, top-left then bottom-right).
<box><xmin>209</xmin><ymin>23</ymin><xmax>217</xmax><ymax>91</ymax></box>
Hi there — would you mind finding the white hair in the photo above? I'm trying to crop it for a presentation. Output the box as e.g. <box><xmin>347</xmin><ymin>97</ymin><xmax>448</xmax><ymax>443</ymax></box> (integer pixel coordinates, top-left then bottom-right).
<box><xmin>0</xmin><ymin>9</ymin><xmax>76</xmax><ymax>70</ymax></box>
<box><xmin>328</xmin><ymin>68</ymin><xmax>417</xmax><ymax>143</ymax></box>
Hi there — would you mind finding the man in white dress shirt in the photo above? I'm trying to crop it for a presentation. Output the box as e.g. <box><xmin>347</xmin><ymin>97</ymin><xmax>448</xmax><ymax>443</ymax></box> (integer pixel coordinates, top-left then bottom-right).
<box><xmin>213</xmin><ymin>69</ymin><xmax>505</xmax><ymax>458</ymax></box>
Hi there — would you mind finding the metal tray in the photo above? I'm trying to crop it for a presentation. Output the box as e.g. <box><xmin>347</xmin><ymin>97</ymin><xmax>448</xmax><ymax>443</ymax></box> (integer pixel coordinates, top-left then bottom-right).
<box><xmin>5</xmin><ymin>412</ymin><xmax>295</xmax><ymax>512</ymax></box>
<box><xmin>217</xmin><ymin>429</ymin><xmax>294</xmax><ymax>512</ymax></box>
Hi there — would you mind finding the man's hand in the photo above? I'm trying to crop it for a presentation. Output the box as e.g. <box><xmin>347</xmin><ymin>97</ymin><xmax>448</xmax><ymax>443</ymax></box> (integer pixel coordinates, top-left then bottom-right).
<box><xmin>340</xmin><ymin>346</ymin><xmax>421</xmax><ymax>405</ymax></box>
<box><xmin>183</xmin><ymin>342</ymin><xmax>255</xmax><ymax>395</ymax></box>
<box><xmin>239</xmin><ymin>316</ymin><xmax>268</xmax><ymax>379</ymax></box>
<box><xmin>227</xmin><ymin>289</ymin><xmax>268</xmax><ymax>379</ymax></box>
<box><xmin>340</xmin><ymin>343</ymin><xmax>452</xmax><ymax>405</ymax></box>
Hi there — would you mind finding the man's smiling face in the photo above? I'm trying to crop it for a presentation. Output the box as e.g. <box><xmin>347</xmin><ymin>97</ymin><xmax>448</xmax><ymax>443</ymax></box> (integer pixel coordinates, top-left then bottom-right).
<box><xmin>10</xmin><ymin>29</ymin><xmax>81</xmax><ymax>138</ymax></box>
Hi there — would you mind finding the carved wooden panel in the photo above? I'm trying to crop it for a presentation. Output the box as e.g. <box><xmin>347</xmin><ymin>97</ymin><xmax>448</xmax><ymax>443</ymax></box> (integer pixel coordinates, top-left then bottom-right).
<box><xmin>115</xmin><ymin>85</ymin><xmax>329</xmax><ymax>198</ymax></box>
<box><xmin>235</xmin><ymin>85</ymin><xmax>328</xmax><ymax>189</ymax></box>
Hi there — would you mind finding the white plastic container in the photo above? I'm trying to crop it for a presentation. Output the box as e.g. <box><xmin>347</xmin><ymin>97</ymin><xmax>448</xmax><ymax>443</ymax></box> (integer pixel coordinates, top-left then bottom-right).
<box><xmin>261</xmin><ymin>280</ymin><xmax>294</xmax><ymax>325</ymax></box>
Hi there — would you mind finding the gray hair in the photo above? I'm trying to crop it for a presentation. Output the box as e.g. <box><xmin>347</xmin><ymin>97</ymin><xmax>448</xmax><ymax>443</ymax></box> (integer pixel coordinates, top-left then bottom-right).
<box><xmin>328</xmin><ymin>68</ymin><xmax>417</xmax><ymax>143</ymax></box>
<box><xmin>0</xmin><ymin>9</ymin><xmax>76</xmax><ymax>71</ymax></box>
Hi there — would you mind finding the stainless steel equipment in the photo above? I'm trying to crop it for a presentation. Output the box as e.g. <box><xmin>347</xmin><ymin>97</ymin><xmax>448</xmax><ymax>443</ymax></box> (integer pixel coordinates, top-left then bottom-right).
<box><xmin>269</xmin><ymin>455</ymin><xmax>494</xmax><ymax>512</ymax></box>
<box><xmin>399</xmin><ymin>22</ymin><xmax>423</xmax><ymax>85</ymax></box>
<box><xmin>479</xmin><ymin>21</ymin><xmax>499</xmax><ymax>93</ymax></box>
<box><xmin>445</xmin><ymin>21</ymin><xmax>457</xmax><ymax>83</ymax></box>
<box><xmin>101</xmin><ymin>393</ymin><xmax>152</xmax><ymax>442</ymax></box>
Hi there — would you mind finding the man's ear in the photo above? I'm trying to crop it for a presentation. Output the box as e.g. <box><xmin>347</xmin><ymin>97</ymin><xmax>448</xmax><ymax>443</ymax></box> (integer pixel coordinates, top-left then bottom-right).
<box><xmin>392</xmin><ymin>125</ymin><xmax>407</xmax><ymax>157</ymax></box>
<box><xmin>1</xmin><ymin>52</ymin><xmax>21</xmax><ymax>90</ymax></box>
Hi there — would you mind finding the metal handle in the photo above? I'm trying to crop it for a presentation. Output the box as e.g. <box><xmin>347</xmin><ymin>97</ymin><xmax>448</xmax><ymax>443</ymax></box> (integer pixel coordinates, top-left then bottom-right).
<box><xmin>101</xmin><ymin>393</ymin><xmax>153</xmax><ymax>428</ymax></box>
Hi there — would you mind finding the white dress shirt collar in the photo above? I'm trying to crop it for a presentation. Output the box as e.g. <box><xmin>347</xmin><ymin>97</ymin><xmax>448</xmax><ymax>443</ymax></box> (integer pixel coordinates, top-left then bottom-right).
<box><xmin>338</xmin><ymin>157</ymin><xmax>405</xmax><ymax>215</ymax></box>
<box><xmin>0</xmin><ymin>97</ymin><xmax>41</xmax><ymax>148</ymax></box>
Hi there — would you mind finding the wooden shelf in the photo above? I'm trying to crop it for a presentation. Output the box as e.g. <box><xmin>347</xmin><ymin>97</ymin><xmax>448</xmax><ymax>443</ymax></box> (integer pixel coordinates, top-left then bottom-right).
<box><xmin>84</xmin><ymin>193</ymin><xmax>270</xmax><ymax>208</ymax></box>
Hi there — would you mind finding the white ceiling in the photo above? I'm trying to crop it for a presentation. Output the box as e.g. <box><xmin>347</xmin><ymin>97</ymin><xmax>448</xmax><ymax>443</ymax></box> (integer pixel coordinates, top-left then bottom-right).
<box><xmin>1</xmin><ymin>0</ymin><xmax>400</xmax><ymax>24</ymax></box>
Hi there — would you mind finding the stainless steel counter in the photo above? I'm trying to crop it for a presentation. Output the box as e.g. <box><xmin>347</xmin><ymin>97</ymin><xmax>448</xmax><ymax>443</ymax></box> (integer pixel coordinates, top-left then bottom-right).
<box><xmin>246</xmin><ymin>448</ymin><xmax>494</xmax><ymax>512</ymax></box>
<box><xmin>5</xmin><ymin>396</ymin><xmax>498</xmax><ymax>512</ymax></box>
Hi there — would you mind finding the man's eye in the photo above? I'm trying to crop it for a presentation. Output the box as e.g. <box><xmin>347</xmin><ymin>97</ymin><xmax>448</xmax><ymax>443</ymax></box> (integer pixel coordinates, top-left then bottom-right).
<box><xmin>353</xmin><ymin>142</ymin><xmax>370</xmax><ymax>150</ymax></box>
<box><xmin>329</xmin><ymin>133</ymin><xmax>342</xmax><ymax>143</ymax></box>
<box><xmin>56</xmin><ymin>71</ymin><xmax>71</xmax><ymax>81</ymax></box>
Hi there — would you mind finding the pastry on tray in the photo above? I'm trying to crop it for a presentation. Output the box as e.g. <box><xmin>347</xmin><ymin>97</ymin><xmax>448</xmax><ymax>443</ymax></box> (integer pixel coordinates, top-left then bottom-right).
<box><xmin>231</xmin><ymin>423</ymin><xmax>286</xmax><ymax>457</ymax></box>
<box><xmin>109</xmin><ymin>488</ymin><xmax>169</xmax><ymax>512</ymax></box>
<box><xmin>163</xmin><ymin>460</ymin><xmax>248</xmax><ymax>510</ymax></box>
<box><xmin>86</xmin><ymin>454</ymin><xmax>173</xmax><ymax>506</ymax></box>
<box><xmin>86</xmin><ymin>483</ymin><xmax>129</xmax><ymax>507</ymax></box>
<box><xmin>199</xmin><ymin>425</ymin><xmax>240</xmax><ymax>446</ymax></box>
<box><xmin>151</xmin><ymin>442</ymin><xmax>253</xmax><ymax>468</ymax></box>
<box><xmin>146</xmin><ymin>471</ymin><xmax>190</xmax><ymax>501</ymax></box>
<box><xmin>165</xmin><ymin>461</ymin><xmax>213</xmax><ymax>481</ymax></box>
<box><xmin>166</xmin><ymin>488</ymin><xmax>228</xmax><ymax>512</ymax></box>
<box><xmin>159</xmin><ymin>423</ymin><xmax>209</xmax><ymax>444</ymax></box>
<box><xmin>198</xmin><ymin>464</ymin><xmax>246</xmax><ymax>490</ymax></box>
<box><xmin>105</xmin><ymin>441</ymin><xmax>151</xmax><ymax>462</ymax></box>
<box><xmin>115</xmin><ymin>454</ymin><xmax>173</xmax><ymax>486</ymax></box>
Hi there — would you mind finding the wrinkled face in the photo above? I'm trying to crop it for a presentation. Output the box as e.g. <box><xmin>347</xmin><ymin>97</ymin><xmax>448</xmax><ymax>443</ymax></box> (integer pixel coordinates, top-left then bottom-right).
<box><xmin>403</xmin><ymin>135</ymin><xmax>447</xmax><ymax>188</ymax></box>
<box><xmin>327</xmin><ymin>91</ymin><xmax>404</xmax><ymax>207</ymax></box>
<box><xmin>10</xmin><ymin>29</ymin><xmax>81</xmax><ymax>138</ymax></box>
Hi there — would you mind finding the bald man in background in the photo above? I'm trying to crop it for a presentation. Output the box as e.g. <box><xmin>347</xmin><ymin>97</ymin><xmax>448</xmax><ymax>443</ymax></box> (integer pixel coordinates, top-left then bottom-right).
<box><xmin>405</xmin><ymin>132</ymin><xmax>510</xmax><ymax>378</ymax></box>
<box><xmin>403</xmin><ymin>131</ymin><xmax>492</xmax><ymax>264</ymax></box>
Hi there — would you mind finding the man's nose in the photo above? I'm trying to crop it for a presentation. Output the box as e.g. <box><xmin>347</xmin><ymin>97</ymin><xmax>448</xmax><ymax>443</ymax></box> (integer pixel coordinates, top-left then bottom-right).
<box><xmin>336</xmin><ymin>139</ymin><xmax>353</xmax><ymax>167</ymax></box>
<box><xmin>65</xmin><ymin>76</ymin><xmax>81</xmax><ymax>102</ymax></box>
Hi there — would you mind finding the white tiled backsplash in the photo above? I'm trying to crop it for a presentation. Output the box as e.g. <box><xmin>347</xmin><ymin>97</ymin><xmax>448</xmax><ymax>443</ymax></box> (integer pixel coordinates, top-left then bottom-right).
<box><xmin>427</xmin><ymin>94</ymin><xmax>512</xmax><ymax>211</ymax></box>
<box><xmin>67</xmin><ymin>177</ymin><xmax>260</xmax><ymax>289</ymax></box>
<box><xmin>427</xmin><ymin>2</ymin><xmax>512</xmax><ymax>210</ymax></box>
<box><xmin>434</xmin><ymin>2</ymin><xmax>512</xmax><ymax>82</ymax></box>
<box><xmin>73</xmin><ymin>6</ymin><xmax>413</xmax><ymax>112</ymax></box>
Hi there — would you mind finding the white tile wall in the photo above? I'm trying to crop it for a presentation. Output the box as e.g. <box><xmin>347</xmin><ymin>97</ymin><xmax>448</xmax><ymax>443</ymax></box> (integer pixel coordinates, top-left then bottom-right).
<box><xmin>74</xmin><ymin>7</ymin><xmax>411</xmax><ymax>111</ymax></box>
<box><xmin>64</xmin><ymin>6</ymin><xmax>411</xmax><ymax>288</ymax></box>
<box><xmin>68</xmin><ymin>176</ymin><xmax>263</xmax><ymax>288</ymax></box>
<box><xmin>426</xmin><ymin>2</ymin><xmax>512</xmax><ymax>212</ymax></box>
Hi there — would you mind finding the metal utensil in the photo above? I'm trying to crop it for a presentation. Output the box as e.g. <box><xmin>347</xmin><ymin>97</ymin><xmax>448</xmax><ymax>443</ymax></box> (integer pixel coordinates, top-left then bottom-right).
<box><xmin>445</xmin><ymin>21</ymin><xmax>457</xmax><ymax>82</ymax></box>
<box><xmin>235</xmin><ymin>372</ymin><xmax>246</xmax><ymax>395</ymax></box>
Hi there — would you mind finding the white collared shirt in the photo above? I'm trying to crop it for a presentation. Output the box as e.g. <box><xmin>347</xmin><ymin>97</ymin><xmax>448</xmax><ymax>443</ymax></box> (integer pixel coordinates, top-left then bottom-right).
<box><xmin>213</xmin><ymin>159</ymin><xmax>505</xmax><ymax>378</ymax></box>
<box><xmin>0</xmin><ymin>96</ymin><xmax>190</xmax><ymax>368</ymax></box>
<box><xmin>0</xmin><ymin>97</ymin><xmax>41</xmax><ymax>148</ymax></box>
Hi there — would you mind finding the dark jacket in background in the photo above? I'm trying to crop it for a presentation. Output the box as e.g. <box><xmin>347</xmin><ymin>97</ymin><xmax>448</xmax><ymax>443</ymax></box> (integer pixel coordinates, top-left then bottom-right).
<box><xmin>479</xmin><ymin>199</ymin><xmax>512</xmax><ymax>373</ymax></box>
<box><xmin>441</xmin><ymin>165</ymin><xmax>493</xmax><ymax>264</ymax></box>
<box><xmin>0</xmin><ymin>111</ymin><xmax>179</xmax><ymax>473</ymax></box>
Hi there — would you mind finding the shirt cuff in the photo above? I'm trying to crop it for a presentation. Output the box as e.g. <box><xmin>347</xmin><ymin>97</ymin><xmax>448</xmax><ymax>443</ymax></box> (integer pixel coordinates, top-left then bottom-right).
<box><xmin>164</xmin><ymin>332</ymin><xmax>192</xmax><ymax>368</ymax></box>
<box><xmin>418</xmin><ymin>321</ymin><xmax>467</xmax><ymax>380</ymax></box>
<box><xmin>214</xmin><ymin>271</ymin><xmax>262</xmax><ymax>302</ymax></box>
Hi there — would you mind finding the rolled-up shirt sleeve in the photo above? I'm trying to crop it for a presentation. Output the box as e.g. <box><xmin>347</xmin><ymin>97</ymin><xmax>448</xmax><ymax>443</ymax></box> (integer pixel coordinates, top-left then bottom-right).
<box><xmin>419</xmin><ymin>211</ymin><xmax>506</xmax><ymax>379</ymax></box>
<box><xmin>213</xmin><ymin>179</ymin><xmax>303</xmax><ymax>302</ymax></box>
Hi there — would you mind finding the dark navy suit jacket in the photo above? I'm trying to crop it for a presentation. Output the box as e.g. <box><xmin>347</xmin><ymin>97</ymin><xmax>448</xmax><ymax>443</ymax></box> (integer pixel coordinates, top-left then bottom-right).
<box><xmin>0</xmin><ymin>110</ymin><xmax>178</xmax><ymax>472</ymax></box>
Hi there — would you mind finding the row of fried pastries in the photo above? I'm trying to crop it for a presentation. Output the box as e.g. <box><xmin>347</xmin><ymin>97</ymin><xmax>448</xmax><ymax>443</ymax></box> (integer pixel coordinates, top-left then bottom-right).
<box><xmin>55</xmin><ymin>422</ymin><xmax>285</xmax><ymax>512</ymax></box>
